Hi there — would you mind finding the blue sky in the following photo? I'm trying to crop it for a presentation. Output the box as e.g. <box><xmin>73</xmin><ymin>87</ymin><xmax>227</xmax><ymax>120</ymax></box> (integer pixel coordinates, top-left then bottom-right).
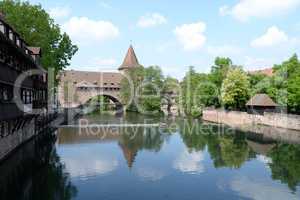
<box><xmin>30</xmin><ymin>0</ymin><xmax>300</xmax><ymax>79</ymax></box>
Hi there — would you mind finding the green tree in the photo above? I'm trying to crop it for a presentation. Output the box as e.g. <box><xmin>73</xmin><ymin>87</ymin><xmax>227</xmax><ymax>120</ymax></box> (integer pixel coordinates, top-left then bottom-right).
<box><xmin>137</xmin><ymin>66</ymin><xmax>164</xmax><ymax>113</ymax></box>
<box><xmin>253</xmin><ymin>54</ymin><xmax>300</xmax><ymax>114</ymax></box>
<box><xmin>181</xmin><ymin>67</ymin><xmax>209</xmax><ymax>117</ymax></box>
<box><xmin>120</xmin><ymin>66</ymin><xmax>144</xmax><ymax>112</ymax></box>
<box><xmin>221</xmin><ymin>68</ymin><xmax>250</xmax><ymax>110</ymax></box>
<box><xmin>274</xmin><ymin>54</ymin><xmax>300</xmax><ymax>114</ymax></box>
<box><xmin>162</xmin><ymin>77</ymin><xmax>180</xmax><ymax>114</ymax></box>
<box><xmin>0</xmin><ymin>0</ymin><xmax>78</xmax><ymax>75</ymax></box>
<box><xmin>209</xmin><ymin>57</ymin><xmax>233</xmax><ymax>88</ymax></box>
<box><xmin>120</xmin><ymin>66</ymin><xmax>164</xmax><ymax>114</ymax></box>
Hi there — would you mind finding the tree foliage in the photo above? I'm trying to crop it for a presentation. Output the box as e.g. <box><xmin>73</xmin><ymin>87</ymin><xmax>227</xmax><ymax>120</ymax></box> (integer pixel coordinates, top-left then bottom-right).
<box><xmin>210</xmin><ymin>57</ymin><xmax>233</xmax><ymax>88</ymax></box>
<box><xmin>181</xmin><ymin>67</ymin><xmax>217</xmax><ymax>117</ymax></box>
<box><xmin>253</xmin><ymin>54</ymin><xmax>300</xmax><ymax>114</ymax></box>
<box><xmin>0</xmin><ymin>0</ymin><xmax>78</xmax><ymax>75</ymax></box>
<box><xmin>120</xmin><ymin>66</ymin><xmax>165</xmax><ymax>114</ymax></box>
<box><xmin>268</xmin><ymin>144</ymin><xmax>300</xmax><ymax>192</ymax></box>
<box><xmin>221</xmin><ymin>68</ymin><xmax>250</xmax><ymax>110</ymax></box>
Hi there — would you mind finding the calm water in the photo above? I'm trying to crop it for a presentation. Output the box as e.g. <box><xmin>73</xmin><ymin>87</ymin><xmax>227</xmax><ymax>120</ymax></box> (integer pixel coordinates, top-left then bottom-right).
<box><xmin>1</xmin><ymin>113</ymin><xmax>300</xmax><ymax>200</ymax></box>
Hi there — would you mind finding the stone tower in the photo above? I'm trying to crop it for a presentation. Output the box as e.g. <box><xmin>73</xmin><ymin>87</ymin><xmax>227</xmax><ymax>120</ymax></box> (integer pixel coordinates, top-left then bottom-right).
<box><xmin>118</xmin><ymin>45</ymin><xmax>140</xmax><ymax>73</ymax></box>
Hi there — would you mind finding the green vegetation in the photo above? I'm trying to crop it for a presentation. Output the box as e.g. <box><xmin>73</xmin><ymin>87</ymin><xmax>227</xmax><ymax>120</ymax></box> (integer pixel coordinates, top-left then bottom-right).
<box><xmin>253</xmin><ymin>54</ymin><xmax>300</xmax><ymax>114</ymax></box>
<box><xmin>120</xmin><ymin>65</ymin><xmax>177</xmax><ymax>114</ymax></box>
<box><xmin>87</xmin><ymin>95</ymin><xmax>111</xmax><ymax>113</ymax></box>
<box><xmin>0</xmin><ymin>0</ymin><xmax>78</xmax><ymax>76</ymax></box>
<box><xmin>120</xmin><ymin>53</ymin><xmax>300</xmax><ymax>116</ymax></box>
<box><xmin>221</xmin><ymin>68</ymin><xmax>250</xmax><ymax>110</ymax></box>
<box><xmin>268</xmin><ymin>143</ymin><xmax>300</xmax><ymax>192</ymax></box>
<box><xmin>180</xmin><ymin>54</ymin><xmax>300</xmax><ymax>116</ymax></box>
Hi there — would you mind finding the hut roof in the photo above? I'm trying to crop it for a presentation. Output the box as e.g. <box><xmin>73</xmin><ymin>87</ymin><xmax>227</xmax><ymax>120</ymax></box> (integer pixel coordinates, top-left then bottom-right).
<box><xmin>246</xmin><ymin>93</ymin><xmax>277</xmax><ymax>107</ymax></box>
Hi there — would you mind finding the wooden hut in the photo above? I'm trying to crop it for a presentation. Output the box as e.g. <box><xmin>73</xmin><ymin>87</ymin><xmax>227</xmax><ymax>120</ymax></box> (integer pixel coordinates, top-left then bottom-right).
<box><xmin>246</xmin><ymin>94</ymin><xmax>277</xmax><ymax>115</ymax></box>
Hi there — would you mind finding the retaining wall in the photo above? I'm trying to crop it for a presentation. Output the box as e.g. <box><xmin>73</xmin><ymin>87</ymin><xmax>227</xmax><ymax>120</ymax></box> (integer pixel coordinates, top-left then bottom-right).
<box><xmin>203</xmin><ymin>109</ymin><xmax>300</xmax><ymax>131</ymax></box>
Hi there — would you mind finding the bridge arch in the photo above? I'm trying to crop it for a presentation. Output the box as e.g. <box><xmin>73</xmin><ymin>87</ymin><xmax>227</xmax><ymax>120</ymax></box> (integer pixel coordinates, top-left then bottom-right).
<box><xmin>78</xmin><ymin>92</ymin><xmax>124</xmax><ymax>114</ymax></box>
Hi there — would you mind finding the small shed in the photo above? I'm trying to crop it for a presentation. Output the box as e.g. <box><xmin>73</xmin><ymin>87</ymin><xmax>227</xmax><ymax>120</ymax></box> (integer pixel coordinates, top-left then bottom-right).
<box><xmin>246</xmin><ymin>94</ymin><xmax>277</xmax><ymax>115</ymax></box>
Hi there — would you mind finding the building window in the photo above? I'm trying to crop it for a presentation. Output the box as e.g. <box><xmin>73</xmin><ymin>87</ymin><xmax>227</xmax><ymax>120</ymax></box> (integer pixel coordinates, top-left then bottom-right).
<box><xmin>0</xmin><ymin>22</ymin><xmax>5</xmax><ymax>34</ymax></box>
<box><xmin>0</xmin><ymin>121</ymin><xmax>9</xmax><ymax>138</ymax></box>
<box><xmin>9</xmin><ymin>30</ymin><xmax>14</xmax><ymax>41</ymax></box>
<box><xmin>0</xmin><ymin>85</ymin><xmax>12</xmax><ymax>102</ymax></box>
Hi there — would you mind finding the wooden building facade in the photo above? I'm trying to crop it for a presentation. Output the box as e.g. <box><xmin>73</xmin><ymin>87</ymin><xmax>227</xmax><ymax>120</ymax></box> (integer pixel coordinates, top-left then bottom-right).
<box><xmin>246</xmin><ymin>94</ymin><xmax>278</xmax><ymax>115</ymax></box>
<box><xmin>0</xmin><ymin>13</ymin><xmax>48</xmax><ymax>138</ymax></box>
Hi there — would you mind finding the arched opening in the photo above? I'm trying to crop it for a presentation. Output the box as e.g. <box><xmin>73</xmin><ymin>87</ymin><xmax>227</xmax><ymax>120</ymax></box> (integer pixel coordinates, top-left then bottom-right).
<box><xmin>79</xmin><ymin>94</ymin><xmax>123</xmax><ymax>115</ymax></box>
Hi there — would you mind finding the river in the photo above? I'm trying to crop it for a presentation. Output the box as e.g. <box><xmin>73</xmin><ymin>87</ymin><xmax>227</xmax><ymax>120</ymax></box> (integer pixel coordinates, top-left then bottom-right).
<box><xmin>1</xmin><ymin>113</ymin><xmax>300</xmax><ymax>200</ymax></box>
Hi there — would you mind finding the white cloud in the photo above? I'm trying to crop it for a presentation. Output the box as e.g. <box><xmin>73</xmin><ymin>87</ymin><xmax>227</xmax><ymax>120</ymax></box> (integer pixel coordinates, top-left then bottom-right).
<box><xmin>90</xmin><ymin>58</ymin><xmax>117</xmax><ymax>66</ymax></box>
<box><xmin>207</xmin><ymin>45</ymin><xmax>242</xmax><ymax>56</ymax></box>
<box><xmin>251</xmin><ymin>26</ymin><xmax>288</xmax><ymax>48</ymax></box>
<box><xmin>135</xmin><ymin>167</ymin><xmax>165</xmax><ymax>181</ymax></box>
<box><xmin>219</xmin><ymin>5</ymin><xmax>230</xmax><ymax>16</ymax></box>
<box><xmin>64</xmin><ymin>155</ymin><xmax>119</xmax><ymax>178</ymax></box>
<box><xmin>231</xmin><ymin>176</ymin><xmax>300</xmax><ymax>200</ymax></box>
<box><xmin>256</xmin><ymin>155</ymin><xmax>272</xmax><ymax>165</ymax></box>
<box><xmin>173</xmin><ymin>149</ymin><xmax>205</xmax><ymax>174</ymax></box>
<box><xmin>137</xmin><ymin>13</ymin><xmax>167</xmax><ymax>28</ymax></box>
<box><xmin>99</xmin><ymin>1</ymin><xmax>112</xmax><ymax>8</ymax></box>
<box><xmin>174</xmin><ymin>21</ymin><xmax>206</xmax><ymax>51</ymax></box>
<box><xmin>49</xmin><ymin>6</ymin><xmax>71</xmax><ymax>19</ymax></box>
<box><xmin>63</xmin><ymin>17</ymin><xmax>120</xmax><ymax>45</ymax></box>
<box><xmin>220</xmin><ymin>0</ymin><xmax>300</xmax><ymax>22</ymax></box>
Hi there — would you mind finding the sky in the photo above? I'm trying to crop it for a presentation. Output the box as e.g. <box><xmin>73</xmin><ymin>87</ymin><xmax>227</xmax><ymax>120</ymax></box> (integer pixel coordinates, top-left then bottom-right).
<box><xmin>29</xmin><ymin>0</ymin><xmax>300</xmax><ymax>79</ymax></box>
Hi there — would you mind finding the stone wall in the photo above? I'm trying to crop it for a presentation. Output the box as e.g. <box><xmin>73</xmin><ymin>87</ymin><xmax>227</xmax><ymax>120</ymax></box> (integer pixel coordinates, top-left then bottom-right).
<box><xmin>203</xmin><ymin>109</ymin><xmax>300</xmax><ymax>131</ymax></box>
<box><xmin>0</xmin><ymin>119</ymin><xmax>36</xmax><ymax>160</ymax></box>
<box><xmin>0</xmin><ymin>114</ymin><xmax>65</xmax><ymax>161</ymax></box>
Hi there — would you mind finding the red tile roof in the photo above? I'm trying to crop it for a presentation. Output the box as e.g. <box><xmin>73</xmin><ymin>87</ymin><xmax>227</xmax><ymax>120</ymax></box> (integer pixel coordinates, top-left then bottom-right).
<box><xmin>249</xmin><ymin>68</ymin><xmax>273</xmax><ymax>77</ymax></box>
<box><xmin>119</xmin><ymin>45</ymin><xmax>140</xmax><ymax>70</ymax></box>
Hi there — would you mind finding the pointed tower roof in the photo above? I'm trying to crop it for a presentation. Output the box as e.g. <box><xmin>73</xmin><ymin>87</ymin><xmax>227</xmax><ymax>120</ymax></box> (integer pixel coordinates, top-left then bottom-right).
<box><xmin>119</xmin><ymin>45</ymin><xmax>140</xmax><ymax>70</ymax></box>
<box><xmin>118</xmin><ymin>142</ymin><xmax>138</xmax><ymax>169</ymax></box>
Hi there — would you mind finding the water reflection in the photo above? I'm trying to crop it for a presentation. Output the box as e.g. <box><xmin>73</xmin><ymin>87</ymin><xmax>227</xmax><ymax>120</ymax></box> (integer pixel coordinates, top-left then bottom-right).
<box><xmin>134</xmin><ymin>167</ymin><xmax>166</xmax><ymax>181</ymax></box>
<box><xmin>0</xmin><ymin>130</ymin><xmax>77</xmax><ymax>200</ymax></box>
<box><xmin>173</xmin><ymin>149</ymin><xmax>205</xmax><ymax>174</ymax></box>
<box><xmin>63</xmin><ymin>152</ymin><xmax>119</xmax><ymax>179</ymax></box>
<box><xmin>1</xmin><ymin>113</ymin><xmax>300</xmax><ymax>199</ymax></box>
<box><xmin>230</xmin><ymin>176</ymin><xmax>299</xmax><ymax>200</ymax></box>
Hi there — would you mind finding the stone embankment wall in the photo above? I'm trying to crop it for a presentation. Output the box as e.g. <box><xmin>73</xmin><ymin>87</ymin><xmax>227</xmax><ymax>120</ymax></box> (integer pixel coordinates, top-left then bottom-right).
<box><xmin>203</xmin><ymin>109</ymin><xmax>300</xmax><ymax>131</ymax></box>
<box><xmin>0</xmin><ymin>114</ymin><xmax>64</xmax><ymax>161</ymax></box>
<box><xmin>0</xmin><ymin>119</ymin><xmax>36</xmax><ymax>160</ymax></box>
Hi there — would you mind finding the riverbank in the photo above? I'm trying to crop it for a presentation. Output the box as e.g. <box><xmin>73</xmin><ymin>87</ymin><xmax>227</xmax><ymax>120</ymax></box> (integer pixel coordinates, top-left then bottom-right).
<box><xmin>0</xmin><ymin>113</ymin><xmax>65</xmax><ymax>162</ymax></box>
<box><xmin>202</xmin><ymin>109</ymin><xmax>300</xmax><ymax>131</ymax></box>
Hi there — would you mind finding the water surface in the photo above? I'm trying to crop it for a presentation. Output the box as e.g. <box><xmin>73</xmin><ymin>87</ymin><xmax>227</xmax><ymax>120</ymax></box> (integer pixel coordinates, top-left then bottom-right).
<box><xmin>1</xmin><ymin>113</ymin><xmax>300</xmax><ymax>200</ymax></box>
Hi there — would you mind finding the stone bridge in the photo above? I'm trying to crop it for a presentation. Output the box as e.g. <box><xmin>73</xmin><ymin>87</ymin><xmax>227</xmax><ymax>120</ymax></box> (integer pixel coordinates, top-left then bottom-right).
<box><xmin>58</xmin><ymin>45</ymin><xmax>140</xmax><ymax>109</ymax></box>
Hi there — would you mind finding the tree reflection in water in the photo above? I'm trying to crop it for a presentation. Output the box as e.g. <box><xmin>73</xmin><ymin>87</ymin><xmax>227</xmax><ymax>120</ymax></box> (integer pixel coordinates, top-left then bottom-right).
<box><xmin>0</xmin><ymin>130</ymin><xmax>77</xmax><ymax>200</ymax></box>
<box><xmin>176</xmin><ymin>119</ymin><xmax>300</xmax><ymax>192</ymax></box>
<box><xmin>268</xmin><ymin>144</ymin><xmax>300</xmax><ymax>192</ymax></box>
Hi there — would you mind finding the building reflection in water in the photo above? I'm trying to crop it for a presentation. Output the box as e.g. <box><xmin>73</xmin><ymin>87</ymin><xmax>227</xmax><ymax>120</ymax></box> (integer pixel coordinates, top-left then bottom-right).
<box><xmin>0</xmin><ymin>129</ymin><xmax>77</xmax><ymax>200</ymax></box>
<box><xmin>1</xmin><ymin>115</ymin><xmax>300</xmax><ymax>199</ymax></box>
<box><xmin>57</xmin><ymin>117</ymin><xmax>300</xmax><ymax>193</ymax></box>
